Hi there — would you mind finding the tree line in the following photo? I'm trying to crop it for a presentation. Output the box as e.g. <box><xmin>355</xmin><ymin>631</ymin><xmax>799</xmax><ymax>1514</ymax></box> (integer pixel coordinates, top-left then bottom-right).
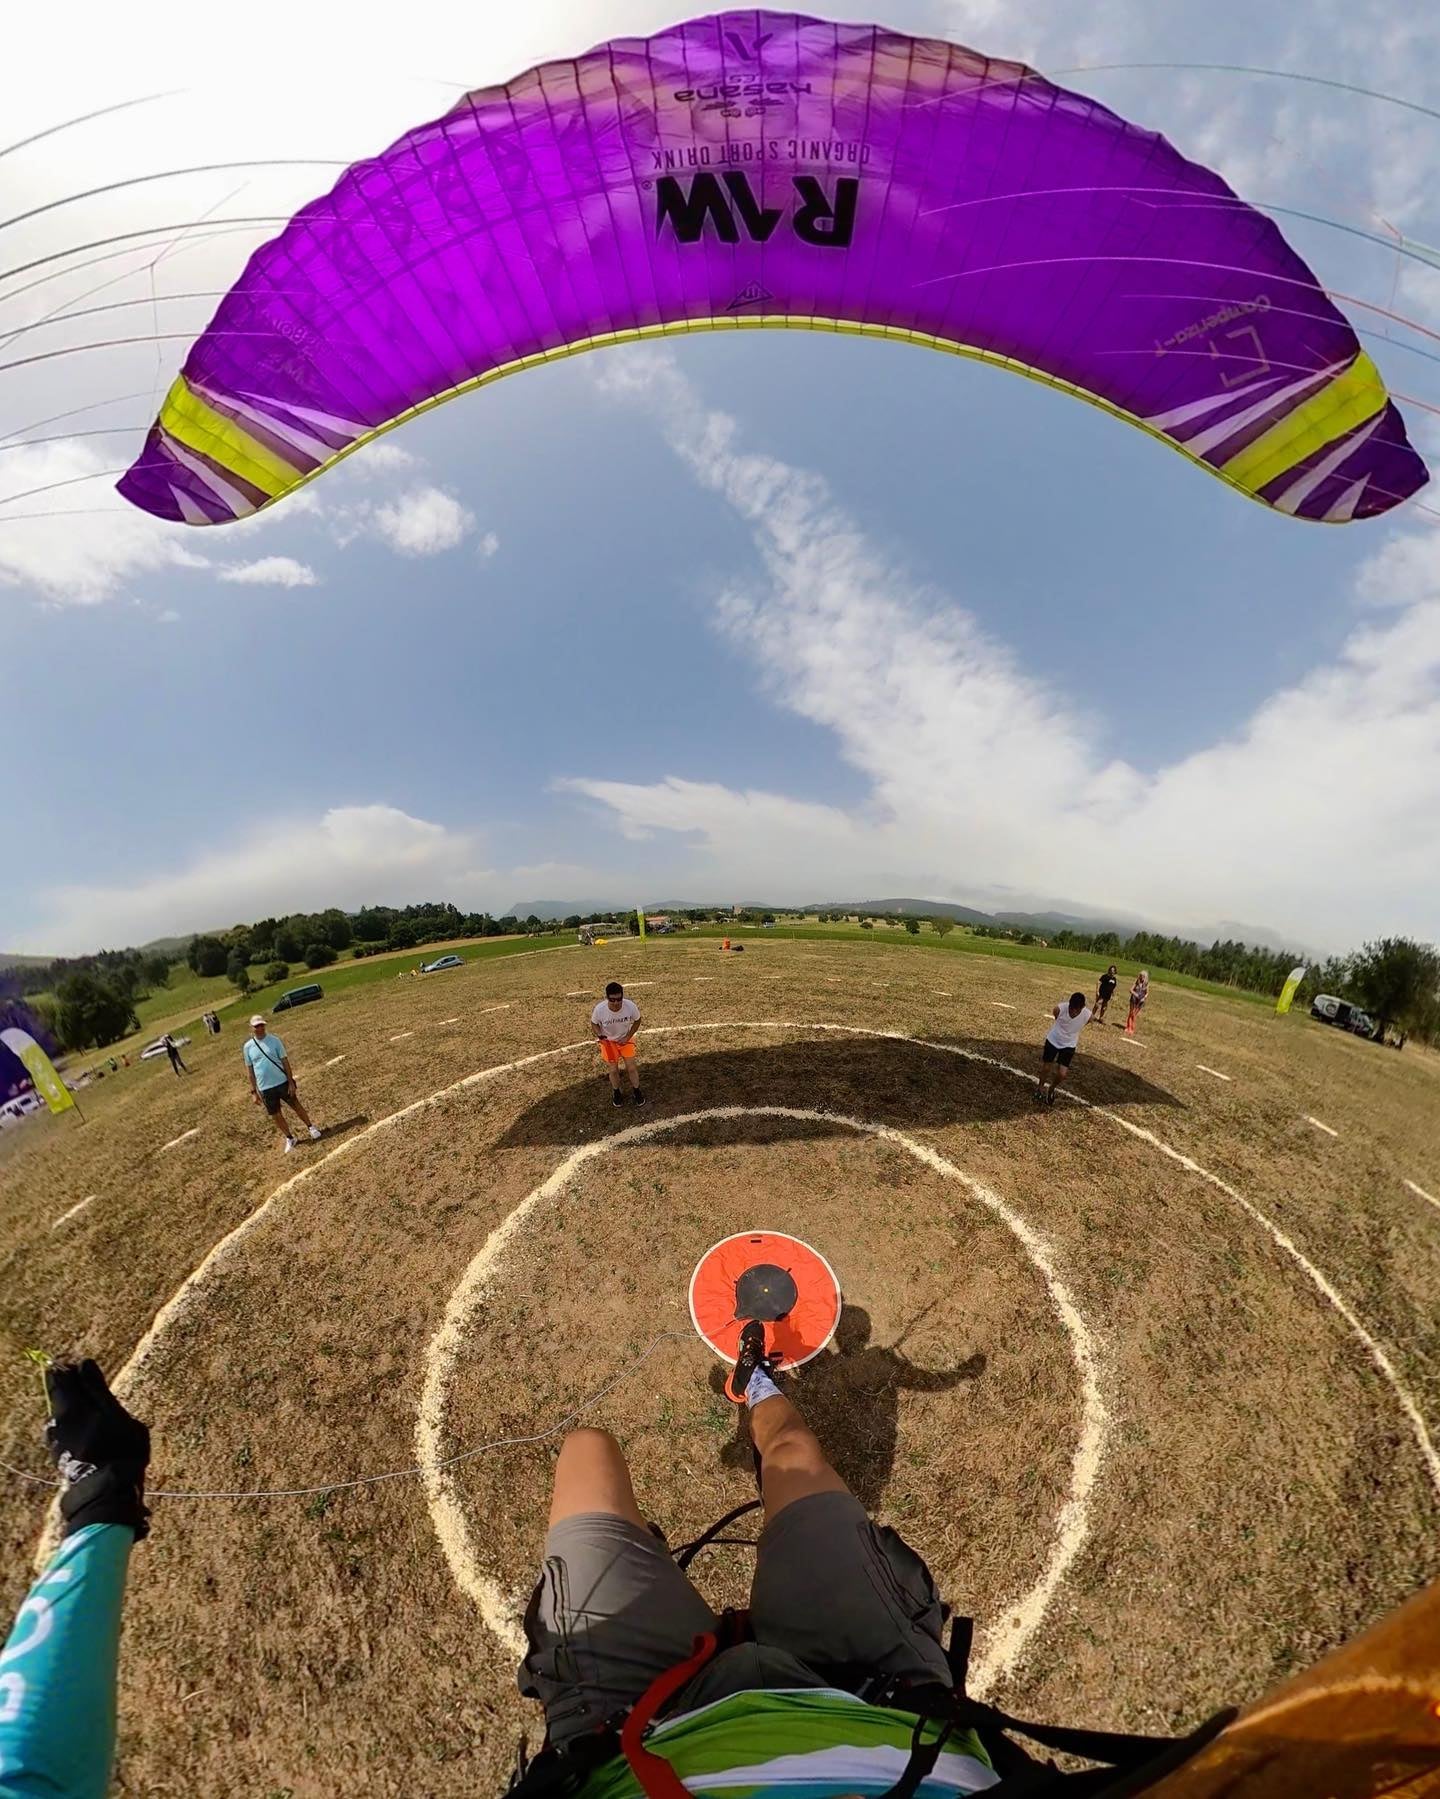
<box><xmin>1018</xmin><ymin>926</ymin><xmax>1438</xmax><ymax>1046</ymax></box>
<box><xmin>8</xmin><ymin>901</ymin><xmax>1437</xmax><ymax>1054</ymax></box>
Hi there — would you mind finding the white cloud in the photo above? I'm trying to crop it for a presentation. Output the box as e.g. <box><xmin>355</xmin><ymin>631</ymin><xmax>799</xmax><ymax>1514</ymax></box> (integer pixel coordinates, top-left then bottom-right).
<box><xmin>366</xmin><ymin>485</ymin><xmax>475</xmax><ymax>556</ymax></box>
<box><xmin>581</xmin><ymin>352</ymin><xmax>1440</xmax><ymax>949</ymax></box>
<box><xmin>216</xmin><ymin>555</ymin><xmax>320</xmax><ymax>588</ymax></box>
<box><xmin>342</xmin><ymin>442</ymin><xmax>420</xmax><ymax>477</ymax></box>
<box><xmin>0</xmin><ymin>439</ymin><xmax>210</xmax><ymax>604</ymax></box>
<box><xmin>156</xmin><ymin>607</ymin><xmax>181</xmax><ymax>624</ymax></box>
<box><xmin>477</xmin><ymin>530</ymin><xmax>500</xmax><ymax>559</ymax></box>
<box><xmin>37</xmin><ymin>804</ymin><xmax>495</xmax><ymax>952</ymax></box>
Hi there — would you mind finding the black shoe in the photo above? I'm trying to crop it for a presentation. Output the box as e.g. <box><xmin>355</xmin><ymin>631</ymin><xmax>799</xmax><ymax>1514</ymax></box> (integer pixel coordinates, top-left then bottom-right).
<box><xmin>727</xmin><ymin>1319</ymin><xmax>779</xmax><ymax>1404</ymax></box>
<box><xmin>632</xmin><ymin>1089</ymin><xmax>646</xmax><ymax>1105</ymax></box>
<box><xmin>611</xmin><ymin>1089</ymin><xmax>624</xmax><ymax>1108</ymax></box>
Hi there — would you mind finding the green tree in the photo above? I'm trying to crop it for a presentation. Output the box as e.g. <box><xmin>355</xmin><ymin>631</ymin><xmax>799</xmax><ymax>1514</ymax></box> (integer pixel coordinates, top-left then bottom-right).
<box><xmin>904</xmin><ymin>917</ymin><xmax>920</xmax><ymax>936</ymax></box>
<box><xmin>187</xmin><ymin>934</ymin><xmax>228</xmax><ymax>978</ymax></box>
<box><xmin>140</xmin><ymin>954</ymin><xmax>172</xmax><ymax>989</ymax></box>
<box><xmin>226</xmin><ymin>951</ymin><xmax>251</xmax><ymax>995</ymax></box>
<box><xmin>304</xmin><ymin>942</ymin><xmax>338</xmax><ymax>970</ymax></box>
<box><xmin>273</xmin><ymin>928</ymin><xmax>303</xmax><ymax>963</ymax></box>
<box><xmin>264</xmin><ymin>961</ymin><xmax>291</xmax><ymax>983</ymax></box>
<box><xmin>932</xmin><ymin>918</ymin><xmax>954</xmax><ymax>939</ymax></box>
<box><xmin>1348</xmin><ymin>937</ymin><xmax>1440</xmax><ymax>1041</ymax></box>
<box><xmin>54</xmin><ymin>972</ymin><xmax>138</xmax><ymax>1051</ymax></box>
<box><xmin>320</xmin><ymin>908</ymin><xmax>353</xmax><ymax>951</ymax></box>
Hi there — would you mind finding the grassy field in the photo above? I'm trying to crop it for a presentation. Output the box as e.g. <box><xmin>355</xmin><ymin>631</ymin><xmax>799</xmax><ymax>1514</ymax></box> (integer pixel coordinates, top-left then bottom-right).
<box><xmin>35</xmin><ymin>920</ymin><xmax>1278</xmax><ymax>1076</ymax></box>
<box><xmin>1</xmin><ymin>935</ymin><xmax>1435</xmax><ymax>1794</ymax></box>
<box><xmin>56</xmin><ymin>934</ymin><xmax>578</xmax><ymax>1066</ymax></box>
<box><xmin>683</xmin><ymin>919</ymin><xmax>1276</xmax><ymax>1003</ymax></box>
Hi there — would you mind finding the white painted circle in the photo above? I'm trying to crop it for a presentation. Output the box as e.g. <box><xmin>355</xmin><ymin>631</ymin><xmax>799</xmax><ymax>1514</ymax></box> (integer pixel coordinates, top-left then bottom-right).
<box><xmin>416</xmin><ymin>1104</ymin><xmax>1109</xmax><ymax>1699</ymax></box>
<box><xmin>71</xmin><ymin>1014</ymin><xmax>1440</xmax><ymax>1659</ymax></box>
<box><xmin>687</xmin><ymin>1229</ymin><xmax>842</xmax><ymax>1367</ymax></box>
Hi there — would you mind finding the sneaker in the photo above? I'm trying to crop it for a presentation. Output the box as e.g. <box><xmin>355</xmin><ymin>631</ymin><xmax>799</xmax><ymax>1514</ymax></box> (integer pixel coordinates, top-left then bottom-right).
<box><xmin>308</xmin><ymin>1125</ymin><xmax>322</xmax><ymax>1141</ymax></box>
<box><xmin>727</xmin><ymin>1319</ymin><xmax>780</xmax><ymax>1405</ymax></box>
<box><xmin>283</xmin><ymin>1137</ymin><xmax>297</xmax><ymax>1153</ymax></box>
<box><xmin>632</xmin><ymin>1089</ymin><xmax>646</xmax><ymax>1106</ymax></box>
<box><xmin>611</xmin><ymin>1089</ymin><xmax>625</xmax><ymax>1108</ymax></box>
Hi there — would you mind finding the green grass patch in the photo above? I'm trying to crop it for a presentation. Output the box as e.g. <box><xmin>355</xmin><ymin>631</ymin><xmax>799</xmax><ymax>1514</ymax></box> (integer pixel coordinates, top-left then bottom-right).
<box><xmin>684</xmin><ymin>922</ymin><xmax>1271</xmax><ymax>1005</ymax></box>
<box><xmin>168</xmin><ymin>933</ymin><xmax>583</xmax><ymax>1035</ymax></box>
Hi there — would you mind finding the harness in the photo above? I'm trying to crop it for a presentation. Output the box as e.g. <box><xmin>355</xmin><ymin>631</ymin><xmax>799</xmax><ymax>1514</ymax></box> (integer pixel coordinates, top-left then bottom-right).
<box><xmin>505</xmin><ymin>1496</ymin><xmax>1232</xmax><ymax>1799</ymax></box>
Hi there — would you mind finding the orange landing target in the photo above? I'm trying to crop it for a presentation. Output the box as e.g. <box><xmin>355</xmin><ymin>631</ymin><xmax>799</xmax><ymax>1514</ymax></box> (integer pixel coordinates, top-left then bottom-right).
<box><xmin>688</xmin><ymin>1230</ymin><xmax>841</xmax><ymax>1370</ymax></box>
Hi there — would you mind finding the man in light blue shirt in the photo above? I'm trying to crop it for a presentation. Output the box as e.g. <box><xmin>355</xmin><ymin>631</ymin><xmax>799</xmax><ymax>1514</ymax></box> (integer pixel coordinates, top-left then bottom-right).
<box><xmin>242</xmin><ymin>1015</ymin><xmax>321</xmax><ymax>1152</ymax></box>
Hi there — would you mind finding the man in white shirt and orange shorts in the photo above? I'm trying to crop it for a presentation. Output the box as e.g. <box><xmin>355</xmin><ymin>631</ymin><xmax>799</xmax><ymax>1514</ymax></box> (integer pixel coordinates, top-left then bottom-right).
<box><xmin>592</xmin><ymin>981</ymin><xmax>645</xmax><ymax>1109</ymax></box>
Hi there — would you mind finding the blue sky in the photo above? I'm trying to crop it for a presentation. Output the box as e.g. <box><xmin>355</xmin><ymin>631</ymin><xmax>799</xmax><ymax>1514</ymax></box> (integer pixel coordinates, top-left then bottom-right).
<box><xmin>2</xmin><ymin>0</ymin><xmax>1439</xmax><ymax>954</ymax></box>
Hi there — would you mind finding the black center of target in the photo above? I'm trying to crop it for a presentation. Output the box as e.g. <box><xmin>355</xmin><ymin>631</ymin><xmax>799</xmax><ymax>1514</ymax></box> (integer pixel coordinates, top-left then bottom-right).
<box><xmin>734</xmin><ymin>1263</ymin><xmax>798</xmax><ymax>1322</ymax></box>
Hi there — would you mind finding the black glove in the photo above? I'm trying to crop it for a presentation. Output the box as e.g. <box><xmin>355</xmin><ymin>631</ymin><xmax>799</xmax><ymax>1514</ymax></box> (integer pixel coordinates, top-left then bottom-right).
<box><xmin>44</xmin><ymin>1359</ymin><xmax>151</xmax><ymax>1541</ymax></box>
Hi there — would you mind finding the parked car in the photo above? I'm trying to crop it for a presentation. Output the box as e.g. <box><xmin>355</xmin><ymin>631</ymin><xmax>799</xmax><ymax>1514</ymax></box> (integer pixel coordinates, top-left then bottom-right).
<box><xmin>272</xmin><ymin>983</ymin><xmax>324</xmax><ymax>1012</ymax></box>
<box><xmin>1310</xmin><ymin>995</ymin><xmax>1377</xmax><ymax>1037</ymax></box>
<box><xmin>419</xmin><ymin>954</ymin><xmax>464</xmax><ymax>973</ymax></box>
<box><xmin>0</xmin><ymin>1092</ymin><xmax>42</xmax><ymax>1127</ymax></box>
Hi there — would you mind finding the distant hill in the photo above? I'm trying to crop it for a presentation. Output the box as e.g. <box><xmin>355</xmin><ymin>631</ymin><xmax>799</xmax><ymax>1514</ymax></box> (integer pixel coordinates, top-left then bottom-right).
<box><xmin>507</xmin><ymin>899</ymin><xmax>730</xmax><ymax>920</ymax></box>
<box><xmin>138</xmin><ymin>933</ymin><xmax>199</xmax><ymax>961</ymax></box>
<box><xmin>0</xmin><ymin>951</ymin><xmax>53</xmax><ymax>970</ymax></box>
<box><xmin>810</xmin><ymin>897</ymin><xmax>998</xmax><ymax>926</ymax></box>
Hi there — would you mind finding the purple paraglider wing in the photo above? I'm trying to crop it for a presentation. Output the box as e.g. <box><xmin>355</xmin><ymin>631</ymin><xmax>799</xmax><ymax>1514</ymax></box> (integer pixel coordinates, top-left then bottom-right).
<box><xmin>116</xmin><ymin>9</ymin><xmax>1427</xmax><ymax>526</ymax></box>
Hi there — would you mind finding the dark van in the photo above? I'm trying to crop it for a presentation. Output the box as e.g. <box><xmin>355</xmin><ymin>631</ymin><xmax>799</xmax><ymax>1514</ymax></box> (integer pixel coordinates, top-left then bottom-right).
<box><xmin>272</xmin><ymin>983</ymin><xmax>323</xmax><ymax>1012</ymax></box>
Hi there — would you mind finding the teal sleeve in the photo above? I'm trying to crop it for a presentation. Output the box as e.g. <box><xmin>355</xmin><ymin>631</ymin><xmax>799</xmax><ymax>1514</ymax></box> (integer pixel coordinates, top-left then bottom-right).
<box><xmin>0</xmin><ymin>1524</ymin><xmax>133</xmax><ymax>1799</ymax></box>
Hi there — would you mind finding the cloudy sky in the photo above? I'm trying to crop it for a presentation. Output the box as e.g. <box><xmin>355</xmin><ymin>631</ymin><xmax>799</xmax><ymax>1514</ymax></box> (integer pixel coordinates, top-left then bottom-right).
<box><xmin>3</xmin><ymin>0</ymin><xmax>1438</xmax><ymax>955</ymax></box>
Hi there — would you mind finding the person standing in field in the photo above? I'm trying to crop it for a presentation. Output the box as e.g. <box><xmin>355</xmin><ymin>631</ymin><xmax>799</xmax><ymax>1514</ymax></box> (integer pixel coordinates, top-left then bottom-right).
<box><xmin>1094</xmin><ymin>964</ymin><xmax>1119</xmax><ymax>1021</ymax></box>
<box><xmin>591</xmin><ymin>981</ymin><xmax>645</xmax><ymax>1109</ymax></box>
<box><xmin>160</xmin><ymin>1034</ymin><xmax>187</xmax><ymax>1076</ymax></box>
<box><xmin>1124</xmin><ymin>969</ymin><xmax>1150</xmax><ymax>1037</ymax></box>
<box><xmin>1035</xmin><ymin>990</ymin><xmax>1092</xmax><ymax>1106</ymax></box>
<box><xmin>242</xmin><ymin>1015</ymin><xmax>322</xmax><ymax>1152</ymax></box>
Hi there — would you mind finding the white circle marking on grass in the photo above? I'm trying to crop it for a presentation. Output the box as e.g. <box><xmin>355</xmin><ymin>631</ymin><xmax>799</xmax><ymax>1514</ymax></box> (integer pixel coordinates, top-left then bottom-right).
<box><xmin>320</xmin><ymin>1054</ymin><xmax>346</xmax><ymax>1068</ymax></box>
<box><xmin>74</xmin><ymin>1024</ymin><xmax>1440</xmax><ymax>1584</ymax></box>
<box><xmin>990</xmin><ymin>1002</ymin><xmax>1016</xmax><ymax>1010</ymax></box>
<box><xmin>51</xmin><ymin>1195</ymin><xmax>98</xmax><ymax>1231</ymax></box>
<box><xmin>415</xmin><ymin>1103</ymin><xmax>1108</xmax><ymax>1698</ymax></box>
<box><xmin>1305</xmin><ymin>1115</ymin><xmax>1340</xmax><ymax>1138</ymax></box>
<box><xmin>158</xmin><ymin>1127</ymin><xmax>201</xmax><ymax>1153</ymax></box>
<box><xmin>389</xmin><ymin>1031</ymin><xmax>414</xmax><ymax>1042</ymax></box>
<box><xmin>1196</xmin><ymin>1065</ymin><xmax>1232</xmax><ymax>1082</ymax></box>
<box><xmin>1404</xmin><ymin>1178</ymin><xmax>1439</xmax><ymax>1213</ymax></box>
<box><xmin>435</xmin><ymin>1018</ymin><xmax>460</xmax><ymax>1028</ymax></box>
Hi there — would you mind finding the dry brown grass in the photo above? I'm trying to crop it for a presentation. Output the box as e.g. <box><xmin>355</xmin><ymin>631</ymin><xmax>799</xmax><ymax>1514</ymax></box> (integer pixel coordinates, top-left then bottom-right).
<box><xmin>1</xmin><ymin>937</ymin><xmax>1437</xmax><ymax>1797</ymax></box>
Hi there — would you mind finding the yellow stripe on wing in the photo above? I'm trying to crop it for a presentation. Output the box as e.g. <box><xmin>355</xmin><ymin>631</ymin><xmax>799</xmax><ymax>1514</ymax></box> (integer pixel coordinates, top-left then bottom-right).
<box><xmin>1220</xmin><ymin>351</ymin><xmax>1387</xmax><ymax>495</ymax></box>
<box><xmin>159</xmin><ymin>376</ymin><xmax>303</xmax><ymax>499</ymax></box>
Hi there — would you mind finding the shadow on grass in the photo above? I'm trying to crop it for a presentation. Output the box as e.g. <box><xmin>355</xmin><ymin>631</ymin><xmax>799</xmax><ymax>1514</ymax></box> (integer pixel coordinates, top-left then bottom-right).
<box><xmin>315</xmin><ymin>1114</ymin><xmax>369</xmax><ymax>1140</ymax></box>
<box><xmin>496</xmin><ymin>1032</ymin><xmax>1182</xmax><ymax>1148</ymax></box>
<box><xmin>707</xmin><ymin>1304</ymin><xmax>987</xmax><ymax>1509</ymax></box>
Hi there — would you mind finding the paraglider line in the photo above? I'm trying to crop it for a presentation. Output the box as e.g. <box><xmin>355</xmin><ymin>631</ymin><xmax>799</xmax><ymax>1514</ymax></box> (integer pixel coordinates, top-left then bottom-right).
<box><xmin>1</xmin><ymin>1328</ymin><xmax>692</xmax><ymax>1502</ymax></box>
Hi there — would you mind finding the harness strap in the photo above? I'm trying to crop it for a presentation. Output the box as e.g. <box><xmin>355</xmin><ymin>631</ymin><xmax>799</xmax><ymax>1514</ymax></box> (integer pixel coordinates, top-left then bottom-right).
<box><xmin>619</xmin><ymin>1631</ymin><xmax>721</xmax><ymax>1799</ymax></box>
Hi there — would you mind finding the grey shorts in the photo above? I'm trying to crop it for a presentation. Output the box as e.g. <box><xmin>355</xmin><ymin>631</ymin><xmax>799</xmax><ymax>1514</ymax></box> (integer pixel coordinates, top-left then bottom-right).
<box><xmin>519</xmin><ymin>1492</ymin><xmax>950</xmax><ymax>1750</ymax></box>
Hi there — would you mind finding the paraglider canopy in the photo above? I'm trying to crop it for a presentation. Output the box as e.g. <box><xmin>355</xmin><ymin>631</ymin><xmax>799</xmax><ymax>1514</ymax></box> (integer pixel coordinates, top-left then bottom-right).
<box><xmin>117</xmin><ymin>10</ymin><xmax>1426</xmax><ymax>528</ymax></box>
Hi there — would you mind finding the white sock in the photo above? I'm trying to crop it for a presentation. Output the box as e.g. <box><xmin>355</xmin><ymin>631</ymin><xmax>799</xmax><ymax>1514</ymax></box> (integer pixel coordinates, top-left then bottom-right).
<box><xmin>745</xmin><ymin>1367</ymin><xmax>782</xmax><ymax>1408</ymax></box>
